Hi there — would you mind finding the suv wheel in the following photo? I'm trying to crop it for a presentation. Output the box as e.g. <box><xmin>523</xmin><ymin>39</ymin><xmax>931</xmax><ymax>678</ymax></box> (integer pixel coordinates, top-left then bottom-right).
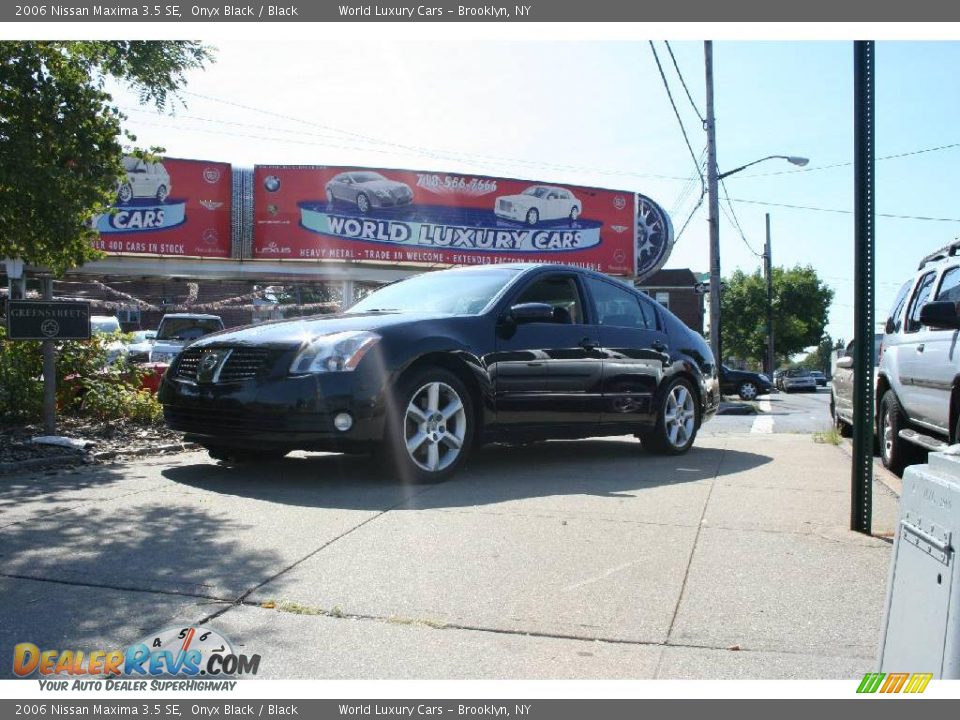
<box><xmin>879</xmin><ymin>390</ymin><xmax>910</xmax><ymax>474</ymax></box>
<box><xmin>831</xmin><ymin>396</ymin><xmax>852</xmax><ymax>438</ymax></box>
<box><xmin>640</xmin><ymin>377</ymin><xmax>699</xmax><ymax>455</ymax></box>
<box><xmin>381</xmin><ymin>367</ymin><xmax>474</xmax><ymax>483</ymax></box>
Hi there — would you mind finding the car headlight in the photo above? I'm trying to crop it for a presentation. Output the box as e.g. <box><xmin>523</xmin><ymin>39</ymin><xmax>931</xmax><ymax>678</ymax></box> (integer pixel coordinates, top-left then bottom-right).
<box><xmin>289</xmin><ymin>331</ymin><xmax>380</xmax><ymax>374</ymax></box>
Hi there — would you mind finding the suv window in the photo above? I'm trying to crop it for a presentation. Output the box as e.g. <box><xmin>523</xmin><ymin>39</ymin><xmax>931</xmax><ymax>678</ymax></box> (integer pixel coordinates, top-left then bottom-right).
<box><xmin>886</xmin><ymin>280</ymin><xmax>913</xmax><ymax>334</ymax></box>
<box><xmin>905</xmin><ymin>271</ymin><xmax>937</xmax><ymax>333</ymax></box>
<box><xmin>936</xmin><ymin>265</ymin><xmax>960</xmax><ymax>303</ymax></box>
<box><xmin>585</xmin><ymin>277</ymin><xmax>650</xmax><ymax>329</ymax></box>
<box><xmin>514</xmin><ymin>275</ymin><xmax>584</xmax><ymax>324</ymax></box>
<box><xmin>157</xmin><ymin>317</ymin><xmax>224</xmax><ymax>341</ymax></box>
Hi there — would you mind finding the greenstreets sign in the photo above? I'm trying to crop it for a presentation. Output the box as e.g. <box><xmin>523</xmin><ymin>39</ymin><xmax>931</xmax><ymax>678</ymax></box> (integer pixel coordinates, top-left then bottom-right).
<box><xmin>6</xmin><ymin>301</ymin><xmax>91</xmax><ymax>340</ymax></box>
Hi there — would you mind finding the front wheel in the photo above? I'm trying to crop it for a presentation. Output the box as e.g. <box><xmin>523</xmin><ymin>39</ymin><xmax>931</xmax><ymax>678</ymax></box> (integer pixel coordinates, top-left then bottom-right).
<box><xmin>356</xmin><ymin>192</ymin><xmax>371</xmax><ymax>214</ymax></box>
<box><xmin>738</xmin><ymin>381</ymin><xmax>758</xmax><ymax>401</ymax></box>
<box><xmin>155</xmin><ymin>184</ymin><xmax>169</xmax><ymax>203</ymax></box>
<box><xmin>525</xmin><ymin>208</ymin><xmax>540</xmax><ymax>226</ymax></box>
<box><xmin>640</xmin><ymin>377</ymin><xmax>699</xmax><ymax>455</ymax></box>
<box><xmin>117</xmin><ymin>182</ymin><xmax>133</xmax><ymax>204</ymax></box>
<box><xmin>381</xmin><ymin>367</ymin><xmax>474</xmax><ymax>483</ymax></box>
<box><xmin>569</xmin><ymin>205</ymin><xmax>580</xmax><ymax>221</ymax></box>
<box><xmin>879</xmin><ymin>390</ymin><xmax>911</xmax><ymax>475</ymax></box>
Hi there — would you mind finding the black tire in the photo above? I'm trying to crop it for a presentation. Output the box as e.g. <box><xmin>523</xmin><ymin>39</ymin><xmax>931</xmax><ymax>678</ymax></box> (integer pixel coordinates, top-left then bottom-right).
<box><xmin>525</xmin><ymin>208</ymin><xmax>539</xmax><ymax>226</ymax></box>
<box><xmin>155</xmin><ymin>184</ymin><xmax>168</xmax><ymax>203</ymax></box>
<box><xmin>380</xmin><ymin>366</ymin><xmax>475</xmax><ymax>483</ymax></box>
<box><xmin>117</xmin><ymin>182</ymin><xmax>133</xmax><ymax>204</ymax></box>
<box><xmin>640</xmin><ymin>377</ymin><xmax>699</xmax><ymax>455</ymax></box>
<box><xmin>206</xmin><ymin>446</ymin><xmax>288</xmax><ymax>464</ymax></box>
<box><xmin>831</xmin><ymin>397</ymin><xmax>853</xmax><ymax>438</ymax></box>
<box><xmin>356</xmin><ymin>192</ymin><xmax>371</xmax><ymax>214</ymax></box>
<box><xmin>738</xmin><ymin>381</ymin><xmax>758</xmax><ymax>401</ymax></box>
<box><xmin>570</xmin><ymin>205</ymin><xmax>580</xmax><ymax>221</ymax></box>
<box><xmin>879</xmin><ymin>390</ymin><xmax>911</xmax><ymax>475</ymax></box>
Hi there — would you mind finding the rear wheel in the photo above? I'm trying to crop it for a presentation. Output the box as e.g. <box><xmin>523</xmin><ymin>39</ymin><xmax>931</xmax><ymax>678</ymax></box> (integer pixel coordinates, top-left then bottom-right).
<box><xmin>738</xmin><ymin>381</ymin><xmax>758</xmax><ymax>401</ymax></box>
<box><xmin>831</xmin><ymin>396</ymin><xmax>853</xmax><ymax>438</ymax></box>
<box><xmin>879</xmin><ymin>390</ymin><xmax>911</xmax><ymax>475</ymax></box>
<box><xmin>640</xmin><ymin>377</ymin><xmax>699</xmax><ymax>455</ymax></box>
<box><xmin>381</xmin><ymin>367</ymin><xmax>474</xmax><ymax>483</ymax></box>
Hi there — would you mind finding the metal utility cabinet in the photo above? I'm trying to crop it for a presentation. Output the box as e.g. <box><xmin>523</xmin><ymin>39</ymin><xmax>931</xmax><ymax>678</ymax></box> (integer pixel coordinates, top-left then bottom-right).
<box><xmin>879</xmin><ymin>451</ymin><xmax>960</xmax><ymax>676</ymax></box>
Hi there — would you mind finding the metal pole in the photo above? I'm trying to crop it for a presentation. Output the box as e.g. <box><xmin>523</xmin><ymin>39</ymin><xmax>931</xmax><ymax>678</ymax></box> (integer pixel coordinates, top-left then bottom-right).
<box><xmin>41</xmin><ymin>277</ymin><xmax>56</xmax><ymax>436</ymax></box>
<box><xmin>704</xmin><ymin>41</ymin><xmax>722</xmax><ymax>368</ymax></box>
<box><xmin>765</xmin><ymin>214</ymin><xmax>775</xmax><ymax>376</ymax></box>
<box><xmin>851</xmin><ymin>41</ymin><xmax>876</xmax><ymax>535</ymax></box>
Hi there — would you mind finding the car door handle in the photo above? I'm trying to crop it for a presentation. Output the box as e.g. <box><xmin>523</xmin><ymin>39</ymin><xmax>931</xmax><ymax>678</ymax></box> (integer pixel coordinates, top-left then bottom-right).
<box><xmin>918</xmin><ymin>344</ymin><xmax>925</xmax><ymax>353</ymax></box>
<box><xmin>652</xmin><ymin>340</ymin><xmax>668</xmax><ymax>352</ymax></box>
<box><xmin>579</xmin><ymin>337</ymin><xmax>599</xmax><ymax>351</ymax></box>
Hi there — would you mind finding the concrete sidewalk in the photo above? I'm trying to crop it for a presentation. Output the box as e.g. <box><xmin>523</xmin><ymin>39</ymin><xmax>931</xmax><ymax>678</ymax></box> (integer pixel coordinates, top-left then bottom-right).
<box><xmin>0</xmin><ymin>433</ymin><xmax>900</xmax><ymax>679</ymax></box>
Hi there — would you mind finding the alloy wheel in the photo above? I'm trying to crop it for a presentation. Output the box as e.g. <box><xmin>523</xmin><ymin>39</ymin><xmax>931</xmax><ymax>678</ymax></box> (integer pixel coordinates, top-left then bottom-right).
<box><xmin>880</xmin><ymin>406</ymin><xmax>893</xmax><ymax>463</ymax></box>
<box><xmin>664</xmin><ymin>383</ymin><xmax>696</xmax><ymax>449</ymax></box>
<box><xmin>404</xmin><ymin>381</ymin><xmax>467</xmax><ymax>473</ymax></box>
<box><xmin>357</xmin><ymin>193</ymin><xmax>370</xmax><ymax>213</ymax></box>
<box><xmin>739</xmin><ymin>382</ymin><xmax>758</xmax><ymax>400</ymax></box>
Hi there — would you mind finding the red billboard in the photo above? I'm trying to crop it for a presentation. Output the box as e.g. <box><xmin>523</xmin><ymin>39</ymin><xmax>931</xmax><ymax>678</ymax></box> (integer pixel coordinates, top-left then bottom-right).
<box><xmin>252</xmin><ymin>166</ymin><xmax>644</xmax><ymax>276</ymax></box>
<box><xmin>92</xmin><ymin>156</ymin><xmax>232</xmax><ymax>258</ymax></box>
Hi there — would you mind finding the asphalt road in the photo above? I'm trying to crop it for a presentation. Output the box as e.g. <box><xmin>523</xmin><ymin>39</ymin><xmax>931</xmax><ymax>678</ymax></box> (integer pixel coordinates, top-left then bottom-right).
<box><xmin>0</xmin><ymin>383</ymin><xmax>897</xmax><ymax>680</ymax></box>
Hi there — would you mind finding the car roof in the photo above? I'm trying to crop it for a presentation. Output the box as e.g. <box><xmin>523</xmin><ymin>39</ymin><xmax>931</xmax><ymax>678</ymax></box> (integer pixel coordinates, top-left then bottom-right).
<box><xmin>160</xmin><ymin>313</ymin><xmax>222</xmax><ymax>319</ymax></box>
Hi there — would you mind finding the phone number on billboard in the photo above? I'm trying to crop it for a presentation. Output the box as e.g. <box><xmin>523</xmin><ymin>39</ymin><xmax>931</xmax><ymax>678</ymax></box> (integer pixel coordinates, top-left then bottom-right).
<box><xmin>416</xmin><ymin>174</ymin><xmax>498</xmax><ymax>193</ymax></box>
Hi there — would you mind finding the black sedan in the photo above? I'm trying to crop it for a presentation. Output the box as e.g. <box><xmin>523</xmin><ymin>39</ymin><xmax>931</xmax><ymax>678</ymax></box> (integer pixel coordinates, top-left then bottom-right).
<box><xmin>719</xmin><ymin>365</ymin><xmax>773</xmax><ymax>401</ymax></box>
<box><xmin>159</xmin><ymin>264</ymin><xmax>720</xmax><ymax>482</ymax></box>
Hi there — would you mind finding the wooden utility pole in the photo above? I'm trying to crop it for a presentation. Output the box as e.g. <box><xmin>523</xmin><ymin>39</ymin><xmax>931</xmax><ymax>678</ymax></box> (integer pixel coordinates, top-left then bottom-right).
<box><xmin>704</xmin><ymin>41</ymin><xmax>722</xmax><ymax>367</ymax></box>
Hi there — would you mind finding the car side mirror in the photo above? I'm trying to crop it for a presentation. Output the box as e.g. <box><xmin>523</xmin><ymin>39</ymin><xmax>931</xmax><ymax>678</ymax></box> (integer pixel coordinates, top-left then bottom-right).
<box><xmin>507</xmin><ymin>303</ymin><xmax>555</xmax><ymax>324</ymax></box>
<box><xmin>835</xmin><ymin>356</ymin><xmax>854</xmax><ymax>369</ymax></box>
<box><xmin>920</xmin><ymin>300</ymin><xmax>960</xmax><ymax>330</ymax></box>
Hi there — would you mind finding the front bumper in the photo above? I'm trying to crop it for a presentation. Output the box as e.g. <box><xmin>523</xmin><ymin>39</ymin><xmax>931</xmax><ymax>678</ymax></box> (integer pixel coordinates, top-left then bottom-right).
<box><xmin>370</xmin><ymin>194</ymin><xmax>413</xmax><ymax>208</ymax></box>
<box><xmin>159</xmin><ymin>370</ymin><xmax>388</xmax><ymax>450</ymax></box>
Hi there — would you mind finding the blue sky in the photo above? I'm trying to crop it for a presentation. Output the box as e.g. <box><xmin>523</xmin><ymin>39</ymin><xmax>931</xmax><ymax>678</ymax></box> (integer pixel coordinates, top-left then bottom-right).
<box><xmin>109</xmin><ymin>40</ymin><xmax>960</xmax><ymax>347</ymax></box>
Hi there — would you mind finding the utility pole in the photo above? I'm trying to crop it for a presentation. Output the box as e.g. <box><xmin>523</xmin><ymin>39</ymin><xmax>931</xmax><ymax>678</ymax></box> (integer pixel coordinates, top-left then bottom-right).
<box><xmin>764</xmin><ymin>214</ymin><xmax>775</xmax><ymax>376</ymax></box>
<box><xmin>41</xmin><ymin>276</ymin><xmax>56</xmax><ymax>435</ymax></box>
<box><xmin>704</xmin><ymin>41</ymin><xmax>722</xmax><ymax>367</ymax></box>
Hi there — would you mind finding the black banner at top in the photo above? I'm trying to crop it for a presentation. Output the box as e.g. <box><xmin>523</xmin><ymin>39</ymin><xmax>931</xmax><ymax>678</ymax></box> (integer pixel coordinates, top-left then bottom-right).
<box><xmin>1</xmin><ymin>0</ymin><xmax>955</xmax><ymax>22</ymax></box>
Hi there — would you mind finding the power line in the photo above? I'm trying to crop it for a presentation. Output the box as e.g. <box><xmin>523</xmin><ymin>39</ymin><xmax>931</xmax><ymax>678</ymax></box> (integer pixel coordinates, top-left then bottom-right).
<box><xmin>665</xmin><ymin>41</ymin><xmax>705</xmax><ymax>125</ymax></box>
<box><xmin>648</xmin><ymin>41</ymin><xmax>706</xmax><ymax>201</ymax></box>
<box><xmin>719</xmin><ymin>175</ymin><xmax>763</xmax><ymax>257</ymax></box>
<box><xmin>728</xmin><ymin>197</ymin><xmax>960</xmax><ymax>223</ymax></box>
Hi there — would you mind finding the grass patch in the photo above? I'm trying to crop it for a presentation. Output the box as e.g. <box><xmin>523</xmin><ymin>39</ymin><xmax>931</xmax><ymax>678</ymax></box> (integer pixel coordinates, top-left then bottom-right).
<box><xmin>813</xmin><ymin>427</ymin><xmax>843</xmax><ymax>446</ymax></box>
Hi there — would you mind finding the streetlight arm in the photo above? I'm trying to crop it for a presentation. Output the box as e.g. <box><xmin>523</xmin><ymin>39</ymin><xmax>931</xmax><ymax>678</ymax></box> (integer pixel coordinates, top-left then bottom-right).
<box><xmin>718</xmin><ymin>154</ymin><xmax>809</xmax><ymax>180</ymax></box>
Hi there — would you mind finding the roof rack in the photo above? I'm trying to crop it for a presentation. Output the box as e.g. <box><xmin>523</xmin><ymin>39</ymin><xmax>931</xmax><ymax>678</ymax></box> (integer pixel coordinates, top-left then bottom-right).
<box><xmin>918</xmin><ymin>240</ymin><xmax>960</xmax><ymax>270</ymax></box>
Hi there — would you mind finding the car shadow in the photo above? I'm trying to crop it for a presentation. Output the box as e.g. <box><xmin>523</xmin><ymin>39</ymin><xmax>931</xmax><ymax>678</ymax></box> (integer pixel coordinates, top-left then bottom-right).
<box><xmin>161</xmin><ymin>439</ymin><xmax>773</xmax><ymax>511</ymax></box>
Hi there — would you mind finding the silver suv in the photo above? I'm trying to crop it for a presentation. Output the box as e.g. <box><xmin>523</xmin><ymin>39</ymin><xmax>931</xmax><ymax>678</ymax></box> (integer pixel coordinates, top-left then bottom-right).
<box><xmin>877</xmin><ymin>241</ymin><xmax>960</xmax><ymax>473</ymax></box>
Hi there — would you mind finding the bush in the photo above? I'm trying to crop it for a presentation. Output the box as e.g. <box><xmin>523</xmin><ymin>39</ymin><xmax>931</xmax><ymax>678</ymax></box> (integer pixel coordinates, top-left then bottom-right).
<box><xmin>0</xmin><ymin>326</ymin><xmax>163</xmax><ymax>425</ymax></box>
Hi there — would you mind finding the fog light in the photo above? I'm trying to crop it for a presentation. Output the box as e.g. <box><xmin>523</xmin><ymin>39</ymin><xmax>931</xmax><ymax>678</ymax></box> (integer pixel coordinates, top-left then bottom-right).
<box><xmin>333</xmin><ymin>412</ymin><xmax>353</xmax><ymax>432</ymax></box>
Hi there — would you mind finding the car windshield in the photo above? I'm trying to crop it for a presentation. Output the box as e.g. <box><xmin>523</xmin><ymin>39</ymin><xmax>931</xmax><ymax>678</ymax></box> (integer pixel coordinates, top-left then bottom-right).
<box><xmin>157</xmin><ymin>318</ymin><xmax>223</xmax><ymax>341</ymax></box>
<box><xmin>131</xmin><ymin>331</ymin><xmax>156</xmax><ymax>342</ymax></box>
<box><xmin>352</xmin><ymin>172</ymin><xmax>385</xmax><ymax>183</ymax></box>
<box><xmin>522</xmin><ymin>186</ymin><xmax>550</xmax><ymax>198</ymax></box>
<box><xmin>91</xmin><ymin>318</ymin><xmax>121</xmax><ymax>334</ymax></box>
<box><xmin>348</xmin><ymin>268</ymin><xmax>521</xmax><ymax>315</ymax></box>
<box><xmin>787</xmin><ymin>369</ymin><xmax>811</xmax><ymax>377</ymax></box>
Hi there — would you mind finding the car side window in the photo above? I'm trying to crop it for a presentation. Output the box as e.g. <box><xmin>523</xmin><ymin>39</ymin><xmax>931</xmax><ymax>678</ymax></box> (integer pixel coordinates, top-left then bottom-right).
<box><xmin>936</xmin><ymin>265</ymin><xmax>960</xmax><ymax>303</ymax></box>
<box><xmin>585</xmin><ymin>277</ymin><xmax>650</xmax><ymax>329</ymax></box>
<box><xmin>905</xmin><ymin>271</ymin><xmax>937</xmax><ymax>333</ymax></box>
<box><xmin>886</xmin><ymin>280</ymin><xmax>912</xmax><ymax>334</ymax></box>
<box><xmin>513</xmin><ymin>275</ymin><xmax>585</xmax><ymax>324</ymax></box>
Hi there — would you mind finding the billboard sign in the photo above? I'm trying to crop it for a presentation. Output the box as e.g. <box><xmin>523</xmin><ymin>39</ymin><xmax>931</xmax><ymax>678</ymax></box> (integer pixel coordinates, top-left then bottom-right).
<box><xmin>92</xmin><ymin>157</ymin><xmax>232</xmax><ymax>257</ymax></box>
<box><xmin>253</xmin><ymin>166</ymin><xmax>671</xmax><ymax>276</ymax></box>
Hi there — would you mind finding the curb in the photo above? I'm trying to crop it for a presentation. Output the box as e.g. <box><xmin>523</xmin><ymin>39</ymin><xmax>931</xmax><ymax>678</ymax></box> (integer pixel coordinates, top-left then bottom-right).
<box><xmin>0</xmin><ymin>442</ymin><xmax>200</xmax><ymax>475</ymax></box>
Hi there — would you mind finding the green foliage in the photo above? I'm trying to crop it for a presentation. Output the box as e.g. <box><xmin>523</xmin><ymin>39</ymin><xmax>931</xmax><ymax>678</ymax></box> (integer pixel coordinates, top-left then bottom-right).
<box><xmin>0</xmin><ymin>326</ymin><xmax>162</xmax><ymax>425</ymax></box>
<box><xmin>798</xmin><ymin>336</ymin><xmax>834</xmax><ymax>372</ymax></box>
<box><xmin>720</xmin><ymin>265</ymin><xmax>834</xmax><ymax>365</ymax></box>
<box><xmin>0</xmin><ymin>41</ymin><xmax>213</xmax><ymax>274</ymax></box>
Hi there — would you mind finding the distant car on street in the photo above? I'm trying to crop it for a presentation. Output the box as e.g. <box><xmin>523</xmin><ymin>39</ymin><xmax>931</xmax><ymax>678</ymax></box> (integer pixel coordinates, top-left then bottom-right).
<box><xmin>831</xmin><ymin>333</ymin><xmax>883</xmax><ymax>439</ymax></box>
<box><xmin>494</xmin><ymin>185</ymin><xmax>582</xmax><ymax>226</ymax></box>
<box><xmin>781</xmin><ymin>368</ymin><xmax>817</xmax><ymax>393</ymax></box>
<box><xmin>719</xmin><ymin>365</ymin><xmax>772</xmax><ymax>401</ymax></box>
<box><xmin>325</xmin><ymin>171</ymin><xmax>413</xmax><ymax>213</ymax></box>
<box><xmin>810</xmin><ymin>370</ymin><xmax>827</xmax><ymax>387</ymax></box>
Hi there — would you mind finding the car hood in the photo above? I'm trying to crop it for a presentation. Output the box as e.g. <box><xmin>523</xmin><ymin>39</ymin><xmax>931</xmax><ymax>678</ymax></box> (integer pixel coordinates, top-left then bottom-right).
<box><xmin>356</xmin><ymin>180</ymin><xmax>408</xmax><ymax>192</ymax></box>
<box><xmin>725</xmin><ymin>369</ymin><xmax>767</xmax><ymax>383</ymax></box>
<box><xmin>189</xmin><ymin>311</ymin><xmax>455</xmax><ymax>349</ymax></box>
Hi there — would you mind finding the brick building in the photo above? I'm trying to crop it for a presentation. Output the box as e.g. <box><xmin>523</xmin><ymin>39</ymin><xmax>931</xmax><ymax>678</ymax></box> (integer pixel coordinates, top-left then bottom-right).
<box><xmin>637</xmin><ymin>268</ymin><xmax>704</xmax><ymax>335</ymax></box>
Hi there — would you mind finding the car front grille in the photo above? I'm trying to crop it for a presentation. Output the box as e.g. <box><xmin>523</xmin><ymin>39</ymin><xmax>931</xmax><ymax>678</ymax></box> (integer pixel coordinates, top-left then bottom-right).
<box><xmin>175</xmin><ymin>347</ymin><xmax>275</xmax><ymax>383</ymax></box>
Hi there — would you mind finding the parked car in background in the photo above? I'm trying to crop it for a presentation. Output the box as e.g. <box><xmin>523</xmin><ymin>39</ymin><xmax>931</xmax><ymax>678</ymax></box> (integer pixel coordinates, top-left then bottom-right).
<box><xmin>150</xmin><ymin>314</ymin><xmax>224</xmax><ymax>364</ymax></box>
<box><xmin>810</xmin><ymin>370</ymin><xmax>827</xmax><ymax>387</ymax></box>
<box><xmin>160</xmin><ymin>263</ymin><xmax>720</xmax><ymax>482</ymax></box>
<box><xmin>831</xmin><ymin>333</ymin><xmax>884</xmax><ymax>438</ymax></box>
<box><xmin>719</xmin><ymin>365</ymin><xmax>772</xmax><ymax>400</ymax></box>
<box><xmin>877</xmin><ymin>241</ymin><xmax>960</xmax><ymax>473</ymax></box>
<box><xmin>325</xmin><ymin>171</ymin><xmax>413</xmax><ymax>213</ymax></box>
<box><xmin>773</xmin><ymin>369</ymin><xmax>786</xmax><ymax>390</ymax></box>
<box><xmin>781</xmin><ymin>368</ymin><xmax>817</xmax><ymax>392</ymax></box>
<box><xmin>125</xmin><ymin>330</ymin><xmax>157</xmax><ymax>364</ymax></box>
<box><xmin>494</xmin><ymin>185</ymin><xmax>582</xmax><ymax>226</ymax></box>
<box><xmin>91</xmin><ymin>315</ymin><xmax>126</xmax><ymax>364</ymax></box>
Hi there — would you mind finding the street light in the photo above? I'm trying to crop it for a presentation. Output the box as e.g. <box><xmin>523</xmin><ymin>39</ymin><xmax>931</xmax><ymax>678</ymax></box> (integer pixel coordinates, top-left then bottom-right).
<box><xmin>717</xmin><ymin>155</ymin><xmax>810</xmax><ymax>181</ymax></box>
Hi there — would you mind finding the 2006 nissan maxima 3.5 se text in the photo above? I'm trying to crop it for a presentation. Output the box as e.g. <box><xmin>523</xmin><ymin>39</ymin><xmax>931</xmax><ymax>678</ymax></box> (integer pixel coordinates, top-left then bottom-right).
<box><xmin>159</xmin><ymin>264</ymin><xmax>720</xmax><ymax>482</ymax></box>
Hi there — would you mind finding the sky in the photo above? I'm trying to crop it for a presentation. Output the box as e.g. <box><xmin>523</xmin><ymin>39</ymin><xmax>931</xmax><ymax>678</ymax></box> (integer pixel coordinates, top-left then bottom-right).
<box><xmin>105</xmin><ymin>39</ymin><xmax>960</xmax><ymax>347</ymax></box>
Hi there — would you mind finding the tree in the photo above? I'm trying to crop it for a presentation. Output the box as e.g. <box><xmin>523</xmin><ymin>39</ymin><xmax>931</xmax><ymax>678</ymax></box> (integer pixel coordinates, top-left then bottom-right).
<box><xmin>720</xmin><ymin>265</ymin><xmax>834</xmax><ymax>366</ymax></box>
<box><xmin>798</xmin><ymin>335</ymin><xmax>834</xmax><ymax>373</ymax></box>
<box><xmin>0</xmin><ymin>41</ymin><xmax>213</xmax><ymax>274</ymax></box>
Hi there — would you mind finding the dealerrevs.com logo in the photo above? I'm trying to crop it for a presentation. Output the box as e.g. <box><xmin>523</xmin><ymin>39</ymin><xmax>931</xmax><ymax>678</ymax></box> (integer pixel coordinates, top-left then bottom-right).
<box><xmin>13</xmin><ymin>626</ymin><xmax>261</xmax><ymax>690</ymax></box>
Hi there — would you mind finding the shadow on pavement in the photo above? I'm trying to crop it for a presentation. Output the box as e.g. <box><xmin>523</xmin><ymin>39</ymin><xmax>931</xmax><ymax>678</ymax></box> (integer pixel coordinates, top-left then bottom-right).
<box><xmin>162</xmin><ymin>440</ymin><xmax>773</xmax><ymax>511</ymax></box>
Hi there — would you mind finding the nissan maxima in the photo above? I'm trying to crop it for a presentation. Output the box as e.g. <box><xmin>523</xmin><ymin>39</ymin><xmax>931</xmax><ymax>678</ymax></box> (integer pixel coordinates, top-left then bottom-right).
<box><xmin>159</xmin><ymin>264</ymin><xmax>719</xmax><ymax>482</ymax></box>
